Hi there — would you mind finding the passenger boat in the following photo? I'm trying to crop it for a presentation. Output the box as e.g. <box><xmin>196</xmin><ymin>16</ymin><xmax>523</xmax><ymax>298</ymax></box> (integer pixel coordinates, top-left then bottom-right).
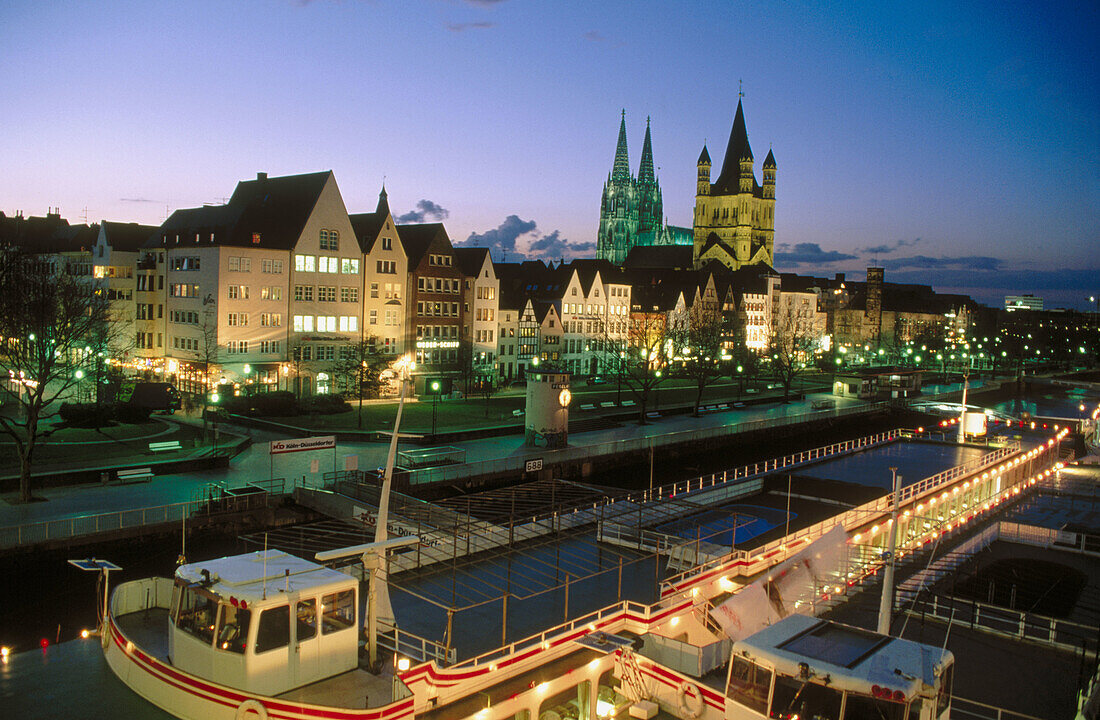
<box><xmin>99</xmin><ymin>541</ymin><xmax>954</xmax><ymax>720</ymax></box>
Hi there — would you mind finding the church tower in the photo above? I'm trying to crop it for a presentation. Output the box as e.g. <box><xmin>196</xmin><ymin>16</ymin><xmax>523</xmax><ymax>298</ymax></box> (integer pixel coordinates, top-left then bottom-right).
<box><xmin>597</xmin><ymin>110</ymin><xmax>638</xmax><ymax>264</ymax></box>
<box><xmin>636</xmin><ymin>117</ymin><xmax>662</xmax><ymax>237</ymax></box>
<box><xmin>692</xmin><ymin>98</ymin><xmax>776</xmax><ymax>271</ymax></box>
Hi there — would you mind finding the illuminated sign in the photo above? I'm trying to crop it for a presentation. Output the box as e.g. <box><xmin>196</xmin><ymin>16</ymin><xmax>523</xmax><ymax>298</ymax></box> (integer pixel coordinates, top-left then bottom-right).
<box><xmin>269</xmin><ymin>436</ymin><xmax>336</xmax><ymax>455</ymax></box>
<box><xmin>416</xmin><ymin>340</ymin><xmax>460</xmax><ymax>349</ymax></box>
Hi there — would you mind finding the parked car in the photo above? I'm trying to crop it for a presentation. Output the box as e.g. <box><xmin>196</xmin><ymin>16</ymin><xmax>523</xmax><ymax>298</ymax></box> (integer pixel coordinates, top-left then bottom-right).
<box><xmin>586</xmin><ymin>375</ymin><xmax>609</xmax><ymax>385</ymax></box>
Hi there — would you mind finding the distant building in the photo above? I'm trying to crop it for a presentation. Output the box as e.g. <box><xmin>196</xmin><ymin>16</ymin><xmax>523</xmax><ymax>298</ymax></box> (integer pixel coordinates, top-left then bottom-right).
<box><xmin>596</xmin><ymin>112</ymin><xmax>691</xmax><ymax>264</ymax></box>
<box><xmin>693</xmin><ymin>99</ymin><xmax>776</xmax><ymax>271</ymax></box>
<box><xmin>1005</xmin><ymin>294</ymin><xmax>1043</xmax><ymax>312</ymax></box>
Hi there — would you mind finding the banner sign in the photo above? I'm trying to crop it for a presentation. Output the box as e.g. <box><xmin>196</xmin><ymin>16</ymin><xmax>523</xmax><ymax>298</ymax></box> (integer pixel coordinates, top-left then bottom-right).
<box><xmin>270</xmin><ymin>436</ymin><xmax>336</xmax><ymax>455</ymax></box>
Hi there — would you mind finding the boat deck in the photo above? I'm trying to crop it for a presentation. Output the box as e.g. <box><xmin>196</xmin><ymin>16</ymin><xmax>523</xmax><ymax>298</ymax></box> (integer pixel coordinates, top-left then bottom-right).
<box><xmin>115</xmin><ymin>610</ymin><xmax>395</xmax><ymax>709</ymax></box>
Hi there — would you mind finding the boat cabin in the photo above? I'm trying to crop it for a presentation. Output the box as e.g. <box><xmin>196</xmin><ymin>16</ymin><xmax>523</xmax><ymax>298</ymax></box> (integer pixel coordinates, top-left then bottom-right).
<box><xmin>725</xmin><ymin>614</ymin><xmax>954</xmax><ymax>720</ymax></box>
<box><xmin>169</xmin><ymin>549</ymin><xmax>359</xmax><ymax>696</ymax></box>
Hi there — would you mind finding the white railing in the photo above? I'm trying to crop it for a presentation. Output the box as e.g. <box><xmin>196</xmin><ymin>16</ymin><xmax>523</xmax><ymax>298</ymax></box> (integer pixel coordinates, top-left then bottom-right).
<box><xmin>951</xmin><ymin>696</ymin><xmax>1049</xmax><ymax>720</ymax></box>
<box><xmin>377</xmin><ymin>618</ymin><xmax>455</xmax><ymax>665</ymax></box>
<box><xmin>0</xmin><ymin>492</ymin><xmax>275</xmax><ymax>549</ymax></box>
<box><xmin>998</xmin><ymin>521</ymin><xmax>1100</xmax><ymax>556</ymax></box>
<box><xmin>910</xmin><ymin>594</ymin><xmax>1097</xmax><ymax>657</ymax></box>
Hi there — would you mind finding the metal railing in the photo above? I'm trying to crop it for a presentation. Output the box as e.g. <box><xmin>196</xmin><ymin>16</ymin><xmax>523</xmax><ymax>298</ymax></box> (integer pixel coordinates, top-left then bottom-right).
<box><xmin>377</xmin><ymin>617</ymin><xmax>455</xmax><ymax>665</ymax></box>
<box><xmin>661</xmin><ymin>439</ymin><xmax>1028</xmax><ymax>596</ymax></box>
<box><xmin>998</xmin><ymin>521</ymin><xmax>1100</xmax><ymax>556</ymax></box>
<box><xmin>951</xmin><ymin>696</ymin><xmax>1049</xmax><ymax>720</ymax></box>
<box><xmin>403</xmin><ymin>401</ymin><xmax>889</xmax><ymax>486</ymax></box>
<box><xmin>910</xmin><ymin>594</ymin><xmax>1097</xmax><ymax>656</ymax></box>
<box><xmin>0</xmin><ymin>491</ymin><xmax>275</xmax><ymax>549</ymax></box>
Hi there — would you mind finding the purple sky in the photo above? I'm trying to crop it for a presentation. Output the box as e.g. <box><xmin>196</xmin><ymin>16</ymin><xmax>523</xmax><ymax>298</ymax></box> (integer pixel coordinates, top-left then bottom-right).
<box><xmin>2</xmin><ymin>1</ymin><xmax>1097</xmax><ymax>309</ymax></box>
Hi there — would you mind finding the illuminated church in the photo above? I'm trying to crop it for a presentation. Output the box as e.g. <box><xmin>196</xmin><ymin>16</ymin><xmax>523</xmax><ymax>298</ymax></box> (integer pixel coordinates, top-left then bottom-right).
<box><xmin>596</xmin><ymin>112</ymin><xmax>692</xmax><ymax>264</ymax></box>
<box><xmin>692</xmin><ymin>98</ymin><xmax>776</xmax><ymax>270</ymax></box>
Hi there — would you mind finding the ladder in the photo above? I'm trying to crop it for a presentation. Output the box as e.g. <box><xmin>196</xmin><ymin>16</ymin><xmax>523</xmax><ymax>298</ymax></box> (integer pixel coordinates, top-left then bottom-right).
<box><xmin>617</xmin><ymin>648</ymin><xmax>650</xmax><ymax>702</ymax></box>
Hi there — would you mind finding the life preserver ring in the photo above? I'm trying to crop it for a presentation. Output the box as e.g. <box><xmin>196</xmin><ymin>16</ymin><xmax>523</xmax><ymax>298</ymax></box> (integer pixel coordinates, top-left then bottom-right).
<box><xmin>678</xmin><ymin>680</ymin><xmax>704</xmax><ymax>719</ymax></box>
<box><xmin>236</xmin><ymin>699</ymin><xmax>268</xmax><ymax>720</ymax></box>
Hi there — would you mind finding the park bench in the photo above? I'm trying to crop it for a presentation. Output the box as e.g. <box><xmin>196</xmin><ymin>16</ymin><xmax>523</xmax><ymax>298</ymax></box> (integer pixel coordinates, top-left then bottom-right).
<box><xmin>149</xmin><ymin>440</ymin><xmax>182</xmax><ymax>453</ymax></box>
<box><xmin>812</xmin><ymin>399</ymin><xmax>834</xmax><ymax>410</ymax></box>
<box><xmin>600</xmin><ymin>401</ymin><xmax>615</xmax><ymax>408</ymax></box>
<box><xmin>511</xmin><ymin>409</ymin><xmax>525</xmax><ymax>417</ymax></box>
<box><xmin>621</xmin><ymin>400</ymin><xmax>636</xmax><ymax>407</ymax></box>
<box><xmin>117</xmin><ymin>467</ymin><xmax>153</xmax><ymax>484</ymax></box>
<box><xmin>579</xmin><ymin>403</ymin><xmax>596</xmax><ymax>411</ymax></box>
<box><xmin>645</xmin><ymin>411</ymin><xmax>660</xmax><ymax>420</ymax></box>
<box><xmin>717</xmin><ymin>403</ymin><xmax>730</xmax><ymax>410</ymax></box>
<box><xmin>732</xmin><ymin>402</ymin><xmax>745</xmax><ymax>408</ymax></box>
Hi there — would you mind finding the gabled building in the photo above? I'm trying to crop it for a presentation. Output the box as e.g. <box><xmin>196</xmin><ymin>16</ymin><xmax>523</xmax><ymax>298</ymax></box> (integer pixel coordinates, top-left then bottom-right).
<box><xmin>350</xmin><ymin>187</ymin><xmax>408</xmax><ymax>357</ymax></box>
<box><xmin>454</xmin><ymin>247</ymin><xmax>500</xmax><ymax>377</ymax></box>
<box><xmin>93</xmin><ymin>221</ymin><xmax>157</xmax><ymax>363</ymax></box>
<box><xmin>398</xmin><ymin>222</ymin><xmax>464</xmax><ymax>378</ymax></box>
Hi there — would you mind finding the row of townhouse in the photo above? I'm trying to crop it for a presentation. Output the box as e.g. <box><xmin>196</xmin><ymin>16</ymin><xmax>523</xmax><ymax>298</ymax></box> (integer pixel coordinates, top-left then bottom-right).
<box><xmin>88</xmin><ymin>171</ymin><xmax>504</xmax><ymax>396</ymax></box>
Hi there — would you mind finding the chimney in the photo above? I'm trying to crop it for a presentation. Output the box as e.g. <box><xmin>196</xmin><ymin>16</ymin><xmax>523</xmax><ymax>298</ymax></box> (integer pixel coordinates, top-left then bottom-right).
<box><xmin>257</xmin><ymin>172</ymin><xmax>268</xmax><ymax>181</ymax></box>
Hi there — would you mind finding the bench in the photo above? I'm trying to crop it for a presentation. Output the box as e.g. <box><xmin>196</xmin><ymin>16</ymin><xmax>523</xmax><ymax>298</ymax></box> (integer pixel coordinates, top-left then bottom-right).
<box><xmin>149</xmin><ymin>440</ymin><xmax>181</xmax><ymax>453</ymax></box>
<box><xmin>717</xmin><ymin>403</ymin><xmax>730</xmax><ymax>410</ymax></box>
<box><xmin>621</xmin><ymin>400</ymin><xmax>636</xmax><ymax>407</ymax></box>
<box><xmin>579</xmin><ymin>403</ymin><xmax>596</xmax><ymax>411</ymax></box>
<box><xmin>812</xmin><ymin>400</ymin><xmax>834</xmax><ymax>410</ymax></box>
<box><xmin>645</xmin><ymin>411</ymin><xmax>660</xmax><ymax>420</ymax></box>
<box><xmin>732</xmin><ymin>402</ymin><xmax>745</xmax><ymax>408</ymax></box>
<box><xmin>117</xmin><ymin>467</ymin><xmax>153</xmax><ymax>484</ymax></box>
<box><xmin>511</xmin><ymin>409</ymin><xmax>525</xmax><ymax>417</ymax></box>
<box><xmin>600</xmin><ymin>401</ymin><xmax>615</xmax><ymax>408</ymax></box>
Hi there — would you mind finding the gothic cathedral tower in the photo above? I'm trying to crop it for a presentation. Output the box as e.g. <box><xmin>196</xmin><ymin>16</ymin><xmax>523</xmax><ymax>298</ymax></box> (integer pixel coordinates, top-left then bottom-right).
<box><xmin>692</xmin><ymin>99</ymin><xmax>776</xmax><ymax>270</ymax></box>
<box><xmin>597</xmin><ymin>112</ymin><xmax>668</xmax><ymax>264</ymax></box>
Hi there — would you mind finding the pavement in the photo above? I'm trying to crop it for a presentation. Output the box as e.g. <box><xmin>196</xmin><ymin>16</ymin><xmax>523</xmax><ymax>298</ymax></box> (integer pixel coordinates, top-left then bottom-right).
<box><xmin>0</xmin><ymin>379</ymin><xmax>984</xmax><ymax>532</ymax></box>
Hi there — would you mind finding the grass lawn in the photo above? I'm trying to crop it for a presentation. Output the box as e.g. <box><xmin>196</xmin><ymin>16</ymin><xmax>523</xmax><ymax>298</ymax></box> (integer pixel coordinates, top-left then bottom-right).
<box><xmin>0</xmin><ymin>419</ymin><xmax>209</xmax><ymax>474</ymax></box>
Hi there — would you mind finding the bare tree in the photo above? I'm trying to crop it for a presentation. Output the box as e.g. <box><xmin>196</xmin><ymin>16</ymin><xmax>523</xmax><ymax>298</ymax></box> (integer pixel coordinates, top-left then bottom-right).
<box><xmin>675</xmin><ymin>301</ymin><xmax>729</xmax><ymax>416</ymax></box>
<box><xmin>328</xmin><ymin>336</ymin><xmax>386</xmax><ymax>429</ymax></box>
<box><xmin>194</xmin><ymin>307</ymin><xmax>219</xmax><ymax>437</ymax></box>
<box><xmin>769</xmin><ymin>301</ymin><xmax>819</xmax><ymax>403</ymax></box>
<box><xmin>0</xmin><ymin>249</ymin><xmax>112</xmax><ymax>502</ymax></box>
<box><xmin>601</xmin><ymin>312</ymin><xmax>673</xmax><ymax>424</ymax></box>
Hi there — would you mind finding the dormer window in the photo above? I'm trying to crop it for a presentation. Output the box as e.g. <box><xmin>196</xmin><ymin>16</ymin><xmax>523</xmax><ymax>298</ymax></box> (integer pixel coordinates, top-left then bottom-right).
<box><xmin>252</xmin><ymin>232</ymin><xmax>261</xmax><ymax>244</ymax></box>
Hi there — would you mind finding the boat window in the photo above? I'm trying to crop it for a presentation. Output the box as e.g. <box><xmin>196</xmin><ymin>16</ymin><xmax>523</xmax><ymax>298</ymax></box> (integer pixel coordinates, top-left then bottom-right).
<box><xmin>255</xmin><ymin>605</ymin><xmax>290</xmax><ymax>653</ymax></box>
<box><xmin>769</xmin><ymin>675</ymin><xmax>842</xmax><ymax>719</ymax></box>
<box><xmin>175</xmin><ymin>585</ymin><xmax>217</xmax><ymax>646</ymax></box>
<box><xmin>538</xmin><ymin>679</ymin><xmax>590</xmax><ymax>720</ymax></box>
<box><xmin>937</xmin><ymin>663</ymin><xmax>953</xmax><ymax>716</ymax></box>
<box><xmin>843</xmin><ymin>693</ymin><xmax>906</xmax><ymax>720</ymax></box>
<box><xmin>322</xmin><ymin>590</ymin><xmax>355</xmax><ymax>635</ymax></box>
<box><xmin>728</xmin><ymin>656</ymin><xmax>771</xmax><ymax>714</ymax></box>
<box><xmin>296</xmin><ymin>599</ymin><xmax>317</xmax><ymax>642</ymax></box>
<box><xmin>216</xmin><ymin>603</ymin><xmax>251</xmax><ymax>654</ymax></box>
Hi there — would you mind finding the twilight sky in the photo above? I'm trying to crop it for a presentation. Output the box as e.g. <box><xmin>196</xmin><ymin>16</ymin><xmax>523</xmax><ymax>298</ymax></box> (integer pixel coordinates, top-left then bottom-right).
<box><xmin>2</xmin><ymin>0</ymin><xmax>1097</xmax><ymax>309</ymax></box>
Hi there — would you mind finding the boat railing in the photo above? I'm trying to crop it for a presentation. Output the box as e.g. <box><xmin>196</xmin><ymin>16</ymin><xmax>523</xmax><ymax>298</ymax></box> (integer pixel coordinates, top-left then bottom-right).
<box><xmin>661</xmin><ymin>437</ymin><xmax>1031</xmax><ymax>596</ymax></box>
<box><xmin>111</xmin><ymin>577</ymin><xmax>175</xmax><ymax>617</ymax></box>
<box><xmin>637</xmin><ymin>631</ymin><xmax>731</xmax><ymax>678</ymax></box>
<box><xmin>0</xmin><ymin>490</ymin><xmax>278</xmax><ymax>549</ymax></box>
<box><xmin>377</xmin><ymin>617</ymin><xmax>455</xmax><ymax>666</ymax></box>
<box><xmin>950</xmin><ymin>695</ymin><xmax>1049</xmax><ymax>720</ymax></box>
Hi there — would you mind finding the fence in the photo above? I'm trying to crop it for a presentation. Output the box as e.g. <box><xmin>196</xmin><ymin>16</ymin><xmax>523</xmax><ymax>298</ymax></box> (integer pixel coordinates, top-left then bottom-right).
<box><xmin>402</xmin><ymin>401</ymin><xmax>889</xmax><ymax>486</ymax></box>
<box><xmin>0</xmin><ymin>491</ymin><xmax>275</xmax><ymax>549</ymax></box>
<box><xmin>377</xmin><ymin>617</ymin><xmax>455</xmax><ymax>665</ymax></box>
<box><xmin>950</xmin><ymin>696</ymin><xmax>1049</xmax><ymax>720</ymax></box>
<box><xmin>998</xmin><ymin>521</ymin><xmax>1100</xmax><ymax>556</ymax></box>
<box><xmin>909</xmin><ymin>593</ymin><xmax>1097</xmax><ymax>657</ymax></box>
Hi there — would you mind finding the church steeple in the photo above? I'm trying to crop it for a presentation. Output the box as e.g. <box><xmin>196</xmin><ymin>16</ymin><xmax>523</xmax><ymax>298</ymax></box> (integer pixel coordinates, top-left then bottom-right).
<box><xmin>612</xmin><ymin>109</ymin><xmax>630</xmax><ymax>181</ymax></box>
<box><xmin>376</xmin><ymin>184</ymin><xmax>390</xmax><ymax>217</ymax></box>
<box><xmin>716</xmin><ymin>98</ymin><xmax>754</xmax><ymax>192</ymax></box>
<box><xmin>638</xmin><ymin>116</ymin><xmax>655</xmax><ymax>184</ymax></box>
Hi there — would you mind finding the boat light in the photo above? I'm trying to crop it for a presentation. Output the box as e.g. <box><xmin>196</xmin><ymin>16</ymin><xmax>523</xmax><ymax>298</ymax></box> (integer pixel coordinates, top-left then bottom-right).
<box><xmin>397</xmin><ymin>657</ymin><xmax>411</xmax><ymax>672</ymax></box>
<box><xmin>0</xmin><ymin>646</ymin><xmax>9</xmax><ymax>659</ymax></box>
<box><xmin>537</xmin><ymin>681</ymin><xmax>550</xmax><ymax>694</ymax></box>
<box><xmin>81</xmin><ymin>629</ymin><xmax>90</xmax><ymax>639</ymax></box>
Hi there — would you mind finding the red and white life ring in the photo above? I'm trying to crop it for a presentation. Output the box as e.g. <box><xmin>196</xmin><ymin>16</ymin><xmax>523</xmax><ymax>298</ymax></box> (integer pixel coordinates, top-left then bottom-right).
<box><xmin>236</xmin><ymin>699</ymin><xmax>269</xmax><ymax>720</ymax></box>
<box><xmin>678</xmin><ymin>680</ymin><xmax>705</xmax><ymax>719</ymax></box>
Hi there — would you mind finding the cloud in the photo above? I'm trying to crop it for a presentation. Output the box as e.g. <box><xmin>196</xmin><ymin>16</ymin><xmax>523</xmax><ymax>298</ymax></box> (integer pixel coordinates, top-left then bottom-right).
<box><xmin>395</xmin><ymin>199</ymin><xmax>450</xmax><ymax>224</ymax></box>
<box><xmin>461</xmin><ymin>216</ymin><xmax>594</xmax><ymax>260</ymax></box>
<box><xmin>582</xmin><ymin>30</ymin><xmax>607</xmax><ymax>42</ymax></box>
<box><xmin>463</xmin><ymin>215</ymin><xmax>537</xmax><ymax>254</ymax></box>
<box><xmin>447</xmin><ymin>21</ymin><xmax>495</xmax><ymax>31</ymax></box>
<box><xmin>119</xmin><ymin>197</ymin><xmax>161</xmax><ymax>204</ymax></box>
<box><xmin>860</xmin><ymin>237</ymin><xmax>921</xmax><ymax>254</ymax></box>
<box><xmin>527</xmin><ymin>230</ymin><xmax>595</xmax><ymax>258</ymax></box>
<box><xmin>773</xmin><ymin>242</ymin><xmax>858</xmax><ymax>265</ymax></box>
<box><xmin>882</xmin><ymin>255</ymin><xmax>1002</xmax><ymax>271</ymax></box>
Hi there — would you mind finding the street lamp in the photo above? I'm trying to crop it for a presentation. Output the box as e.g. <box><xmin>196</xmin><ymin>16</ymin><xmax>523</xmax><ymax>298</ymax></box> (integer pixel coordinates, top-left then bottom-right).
<box><xmin>430</xmin><ymin>380</ymin><xmax>440</xmax><ymax>437</ymax></box>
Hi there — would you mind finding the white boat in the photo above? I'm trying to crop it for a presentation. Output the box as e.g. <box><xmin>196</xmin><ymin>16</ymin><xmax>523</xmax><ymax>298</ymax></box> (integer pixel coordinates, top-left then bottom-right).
<box><xmin>100</xmin><ymin>545</ymin><xmax>955</xmax><ymax>720</ymax></box>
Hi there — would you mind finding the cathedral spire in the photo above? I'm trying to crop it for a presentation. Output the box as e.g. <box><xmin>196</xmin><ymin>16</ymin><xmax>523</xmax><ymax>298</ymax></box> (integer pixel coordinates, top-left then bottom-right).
<box><xmin>716</xmin><ymin>98</ymin><xmax>753</xmax><ymax>191</ymax></box>
<box><xmin>612</xmin><ymin>109</ymin><xmax>630</xmax><ymax>181</ymax></box>
<box><xmin>376</xmin><ymin>184</ymin><xmax>390</xmax><ymax>216</ymax></box>
<box><xmin>638</xmin><ymin>115</ymin><xmax>655</xmax><ymax>184</ymax></box>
